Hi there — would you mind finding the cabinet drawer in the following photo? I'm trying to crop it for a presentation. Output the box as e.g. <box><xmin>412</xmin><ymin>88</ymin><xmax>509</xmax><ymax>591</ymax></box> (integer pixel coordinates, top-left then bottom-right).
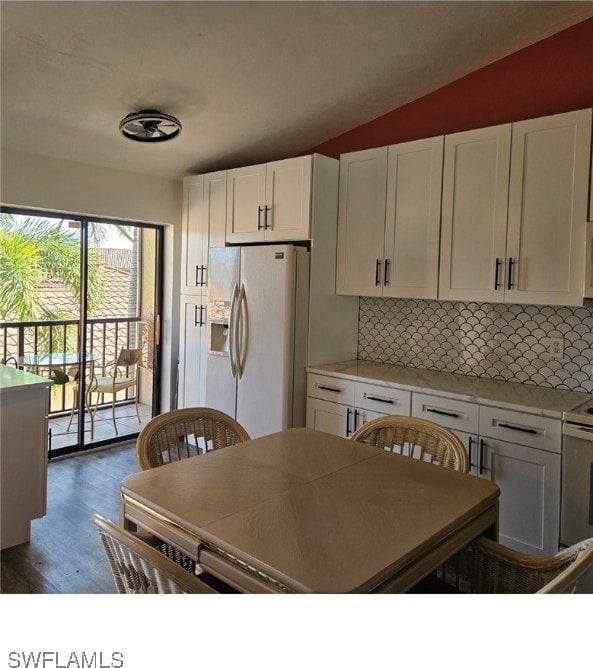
<box><xmin>307</xmin><ymin>373</ymin><xmax>356</xmax><ymax>406</ymax></box>
<box><xmin>479</xmin><ymin>406</ymin><xmax>561</xmax><ymax>454</ymax></box>
<box><xmin>355</xmin><ymin>382</ymin><xmax>410</xmax><ymax>416</ymax></box>
<box><xmin>412</xmin><ymin>393</ymin><xmax>479</xmax><ymax>434</ymax></box>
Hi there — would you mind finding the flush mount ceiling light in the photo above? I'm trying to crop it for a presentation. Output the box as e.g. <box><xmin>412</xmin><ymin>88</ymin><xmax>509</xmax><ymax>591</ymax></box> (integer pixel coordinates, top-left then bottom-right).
<box><xmin>119</xmin><ymin>109</ymin><xmax>182</xmax><ymax>143</ymax></box>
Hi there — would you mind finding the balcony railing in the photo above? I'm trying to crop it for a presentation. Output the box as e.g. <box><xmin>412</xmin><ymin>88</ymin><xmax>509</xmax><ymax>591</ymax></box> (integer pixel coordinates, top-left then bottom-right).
<box><xmin>1</xmin><ymin>316</ymin><xmax>142</xmax><ymax>415</ymax></box>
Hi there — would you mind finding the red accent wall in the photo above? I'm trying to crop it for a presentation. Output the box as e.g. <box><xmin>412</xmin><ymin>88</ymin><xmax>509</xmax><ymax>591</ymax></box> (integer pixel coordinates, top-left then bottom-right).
<box><xmin>309</xmin><ymin>17</ymin><xmax>593</xmax><ymax>157</ymax></box>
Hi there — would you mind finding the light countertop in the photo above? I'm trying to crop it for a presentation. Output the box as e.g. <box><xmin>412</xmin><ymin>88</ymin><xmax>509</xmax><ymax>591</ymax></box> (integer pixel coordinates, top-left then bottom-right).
<box><xmin>0</xmin><ymin>364</ymin><xmax>53</xmax><ymax>394</ymax></box>
<box><xmin>307</xmin><ymin>360</ymin><xmax>589</xmax><ymax>418</ymax></box>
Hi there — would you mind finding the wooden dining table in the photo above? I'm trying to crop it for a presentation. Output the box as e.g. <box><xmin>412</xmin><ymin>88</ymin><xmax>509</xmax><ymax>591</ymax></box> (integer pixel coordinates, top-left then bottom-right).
<box><xmin>120</xmin><ymin>427</ymin><xmax>499</xmax><ymax>593</ymax></box>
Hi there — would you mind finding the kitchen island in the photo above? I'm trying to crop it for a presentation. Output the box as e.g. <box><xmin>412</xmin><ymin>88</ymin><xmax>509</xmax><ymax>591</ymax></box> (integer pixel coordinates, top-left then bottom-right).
<box><xmin>0</xmin><ymin>364</ymin><xmax>52</xmax><ymax>549</ymax></box>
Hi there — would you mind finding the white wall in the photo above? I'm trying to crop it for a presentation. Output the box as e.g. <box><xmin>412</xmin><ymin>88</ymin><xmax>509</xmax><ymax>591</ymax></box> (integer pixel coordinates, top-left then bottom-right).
<box><xmin>1</xmin><ymin>149</ymin><xmax>183</xmax><ymax>411</ymax></box>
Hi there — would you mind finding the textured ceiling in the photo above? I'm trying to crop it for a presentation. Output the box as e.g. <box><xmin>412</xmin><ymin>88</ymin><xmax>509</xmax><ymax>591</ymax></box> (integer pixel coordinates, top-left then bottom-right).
<box><xmin>2</xmin><ymin>1</ymin><xmax>592</xmax><ymax>180</ymax></box>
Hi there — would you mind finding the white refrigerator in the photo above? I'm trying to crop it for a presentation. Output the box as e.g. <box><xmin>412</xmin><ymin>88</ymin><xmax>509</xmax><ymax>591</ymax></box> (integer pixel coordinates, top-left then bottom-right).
<box><xmin>205</xmin><ymin>245</ymin><xmax>309</xmax><ymax>438</ymax></box>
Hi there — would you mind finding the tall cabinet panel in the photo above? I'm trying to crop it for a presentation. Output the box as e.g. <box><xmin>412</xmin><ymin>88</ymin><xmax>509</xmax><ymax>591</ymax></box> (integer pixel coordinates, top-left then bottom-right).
<box><xmin>336</xmin><ymin>147</ymin><xmax>387</xmax><ymax>296</ymax></box>
<box><xmin>439</xmin><ymin>124</ymin><xmax>511</xmax><ymax>302</ymax></box>
<box><xmin>383</xmin><ymin>137</ymin><xmax>443</xmax><ymax>299</ymax></box>
<box><xmin>178</xmin><ymin>295</ymin><xmax>208</xmax><ymax>408</ymax></box>
<box><xmin>180</xmin><ymin>176</ymin><xmax>205</xmax><ymax>295</ymax></box>
<box><xmin>506</xmin><ymin>109</ymin><xmax>592</xmax><ymax>305</ymax></box>
<box><xmin>179</xmin><ymin>170</ymin><xmax>227</xmax><ymax>408</ymax></box>
<box><xmin>180</xmin><ymin>171</ymin><xmax>227</xmax><ymax>295</ymax></box>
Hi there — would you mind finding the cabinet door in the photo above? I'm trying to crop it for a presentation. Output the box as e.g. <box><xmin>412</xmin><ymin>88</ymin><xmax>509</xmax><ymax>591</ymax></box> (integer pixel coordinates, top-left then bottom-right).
<box><xmin>352</xmin><ymin>407</ymin><xmax>387</xmax><ymax>435</ymax></box>
<box><xmin>450</xmin><ymin>430</ymin><xmax>480</xmax><ymax>477</ymax></box>
<box><xmin>204</xmin><ymin>171</ymin><xmax>227</xmax><ymax>250</ymax></box>
<box><xmin>384</xmin><ymin>137</ymin><xmax>443</xmax><ymax>299</ymax></box>
<box><xmin>506</xmin><ymin>109</ymin><xmax>592</xmax><ymax>306</ymax></box>
<box><xmin>226</xmin><ymin>164</ymin><xmax>266</xmax><ymax>243</ymax></box>
<box><xmin>336</xmin><ymin>147</ymin><xmax>387</xmax><ymax>296</ymax></box>
<box><xmin>306</xmin><ymin>398</ymin><xmax>352</xmax><ymax>437</ymax></box>
<box><xmin>439</xmin><ymin>125</ymin><xmax>511</xmax><ymax>302</ymax></box>
<box><xmin>178</xmin><ymin>295</ymin><xmax>208</xmax><ymax>409</ymax></box>
<box><xmin>180</xmin><ymin>176</ymin><xmax>206</xmax><ymax>295</ymax></box>
<box><xmin>265</xmin><ymin>156</ymin><xmax>312</xmax><ymax>242</ymax></box>
<box><xmin>479</xmin><ymin>437</ymin><xmax>560</xmax><ymax>555</ymax></box>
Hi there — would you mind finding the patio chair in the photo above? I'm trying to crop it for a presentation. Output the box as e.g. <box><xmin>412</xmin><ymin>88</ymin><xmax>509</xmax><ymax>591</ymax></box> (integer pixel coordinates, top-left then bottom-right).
<box><xmin>350</xmin><ymin>415</ymin><xmax>469</xmax><ymax>473</ymax></box>
<box><xmin>434</xmin><ymin>536</ymin><xmax>593</xmax><ymax>593</ymax></box>
<box><xmin>92</xmin><ymin>514</ymin><xmax>216</xmax><ymax>594</ymax></box>
<box><xmin>136</xmin><ymin>406</ymin><xmax>250</xmax><ymax>470</ymax></box>
<box><xmin>86</xmin><ymin>347</ymin><xmax>142</xmax><ymax>439</ymax></box>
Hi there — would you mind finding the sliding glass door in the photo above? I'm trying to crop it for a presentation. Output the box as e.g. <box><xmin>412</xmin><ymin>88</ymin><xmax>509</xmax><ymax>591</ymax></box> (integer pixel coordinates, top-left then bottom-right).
<box><xmin>0</xmin><ymin>208</ymin><xmax>163</xmax><ymax>456</ymax></box>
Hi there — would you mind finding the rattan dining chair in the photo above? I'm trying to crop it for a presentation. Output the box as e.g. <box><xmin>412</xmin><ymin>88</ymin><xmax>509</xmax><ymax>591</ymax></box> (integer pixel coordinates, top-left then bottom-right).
<box><xmin>92</xmin><ymin>514</ymin><xmax>216</xmax><ymax>594</ymax></box>
<box><xmin>351</xmin><ymin>415</ymin><xmax>469</xmax><ymax>473</ymax></box>
<box><xmin>441</xmin><ymin>536</ymin><xmax>593</xmax><ymax>593</ymax></box>
<box><xmin>136</xmin><ymin>406</ymin><xmax>250</xmax><ymax>471</ymax></box>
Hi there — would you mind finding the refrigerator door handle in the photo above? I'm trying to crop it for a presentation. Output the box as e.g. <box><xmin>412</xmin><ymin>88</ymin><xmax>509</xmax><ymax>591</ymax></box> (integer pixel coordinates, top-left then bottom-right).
<box><xmin>229</xmin><ymin>283</ymin><xmax>240</xmax><ymax>378</ymax></box>
<box><xmin>237</xmin><ymin>283</ymin><xmax>248</xmax><ymax>379</ymax></box>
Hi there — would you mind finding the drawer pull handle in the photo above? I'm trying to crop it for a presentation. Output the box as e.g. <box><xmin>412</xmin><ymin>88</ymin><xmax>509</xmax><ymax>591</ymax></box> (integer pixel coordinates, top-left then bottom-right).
<box><xmin>346</xmin><ymin>408</ymin><xmax>352</xmax><ymax>437</ymax></box>
<box><xmin>365</xmin><ymin>394</ymin><xmax>395</xmax><ymax>405</ymax></box>
<box><xmin>317</xmin><ymin>384</ymin><xmax>341</xmax><ymax>393</ymax></box>
<box><xmin>497</xmin><ymin>422</ymin><xmax>537</xmax><ymax>435</ymax></box>
<box><xmin>426</xmin><ymin>407</ymin><xmax>460</xmax><ymax>419</ymax></box>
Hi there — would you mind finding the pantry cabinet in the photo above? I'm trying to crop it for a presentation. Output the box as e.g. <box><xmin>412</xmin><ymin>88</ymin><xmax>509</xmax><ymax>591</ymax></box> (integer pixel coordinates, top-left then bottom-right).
<box><xmin>226</xmin><ymin>155</ymin><xmax>312</xmax><ymax>243</ymax></box>
<box><xmin>179</xmin><ymin>171</ymin><xmax>226</xmax><ymax>407</ymax></box>
<box><xmin>180</xmin><ymin>171</ymin><xmax>227</xmax><ymax>296</ymax></box>
<box><xmin>177</xmin><ymin>295</ymin><xmax>208</xmax><ymax>408</ymax></box>
<box><xmin>336</xmin><ymin>138</ymin><xmax>443</xmax><ymax>298</ymax></box>
<box><xmin>439</xmin><ymin>109</ymin><xmax>592</xmax><ymax>306</ymax></box>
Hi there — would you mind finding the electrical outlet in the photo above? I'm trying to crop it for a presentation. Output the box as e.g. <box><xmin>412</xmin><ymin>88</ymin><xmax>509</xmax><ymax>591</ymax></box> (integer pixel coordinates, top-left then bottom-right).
<box><xmin>548</xmin><ymin>336</ymin><xmax>564</xmax><ymax>359</ymax></box>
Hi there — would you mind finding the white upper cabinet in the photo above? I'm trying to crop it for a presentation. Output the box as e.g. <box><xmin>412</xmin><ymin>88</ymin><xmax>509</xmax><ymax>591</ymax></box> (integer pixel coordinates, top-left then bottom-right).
<box><xmin>383</xmin><ymin>137</ymin><xmax>443</xmax><ymax>299</ymax></box>
<box><xmin>439</xmin><ymin>109</ymin><xmax>592</xmax><ymax>306</ymax></box>
<box><xmin>180</xmin><ymin>171</ymin><xmax>227</xmax><ymax>295</ymax></box>
<box><xmin>336</xmin><ymin>147</ymin><xmax>387</xmax><ymax>296</ymax></box>
<box><xmin>439</xmin><ymin>124</ymin><xmax>511</xmax><ymax>303</ymax></box>
<box><xmin>506</xmin><ymin>109</ymin><xmax>592</xmax><ymax>305</ymax></box>
<box><xmin>226</xmin><ymin>156</ymin><xmax>312</xmax><ymax>243</ymax></box>
<box><xmin>225</xmin><ymin>163</ymin><xmax>267</xmax><ymax>244</ymax></box>
<box><xmin>336</xmin><ymin>138</ymin><xmax>443</xmax><ymax>298</ymax></box>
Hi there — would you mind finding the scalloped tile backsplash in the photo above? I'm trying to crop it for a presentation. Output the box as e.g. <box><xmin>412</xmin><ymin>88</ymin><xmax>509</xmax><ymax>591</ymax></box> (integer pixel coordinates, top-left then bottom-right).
<box><xmin>358</xmin><ymin>298</ymin><xmax>593</xmax><ymax>393</ymax></box>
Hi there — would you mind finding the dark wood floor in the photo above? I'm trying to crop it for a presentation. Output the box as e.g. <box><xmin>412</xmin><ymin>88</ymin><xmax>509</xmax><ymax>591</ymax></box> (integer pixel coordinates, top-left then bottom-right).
<box><xmin>1</xmin><ymin>441</ymin><xmax>138</xmax><ymax>593</ymax></box>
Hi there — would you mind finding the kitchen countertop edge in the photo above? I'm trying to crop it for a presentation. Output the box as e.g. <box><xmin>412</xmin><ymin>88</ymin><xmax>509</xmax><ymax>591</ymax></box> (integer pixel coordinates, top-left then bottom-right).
<box><xmin>306</xmin><ymin>360</ymin><xmax>589</xmax><ymax>418</ymax></box>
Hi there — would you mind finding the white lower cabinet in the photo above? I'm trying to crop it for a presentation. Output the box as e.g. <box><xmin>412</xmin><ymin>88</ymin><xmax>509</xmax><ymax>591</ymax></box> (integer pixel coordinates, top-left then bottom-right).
<box><xmin>414</xmin><ymin>392</ymin><xmax>561</xmax><ymax>554</ymax></box>
<box><xmin>306</xmin><ymin>373</ymin><xmax>409</xmax><ymax>437</ymax></box>
<box><xmin>178</xmin><ymin>295</ymin><xmax>208</xmax><ymax>408</ymax></box>
<box><xmin>308</xmin><ymin>372</ymin><xmax>563</xmax><ymax>555</ymax></box>
<box><xmin>306</xmin><ymin>397</ymin><xmax>385</xmax><ymax>438</ymax></box>
<box><xmin>478</xmin><ymin>438</ymin><xmax>560</xmax><ymax>555</ymax></box>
